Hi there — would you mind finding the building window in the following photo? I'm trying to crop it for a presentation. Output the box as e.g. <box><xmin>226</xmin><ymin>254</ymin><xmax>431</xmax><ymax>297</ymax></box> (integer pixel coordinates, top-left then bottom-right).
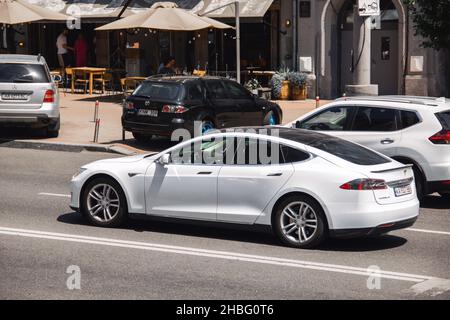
<box><xmin>299</xmin><ymin>1</ymin><xmax>311</xmax><ymax>18</ymax></box>
<box><xmin>381</xmin><ymin>37</ymin><xmax>390</xmax><ymax>60</ymax></box>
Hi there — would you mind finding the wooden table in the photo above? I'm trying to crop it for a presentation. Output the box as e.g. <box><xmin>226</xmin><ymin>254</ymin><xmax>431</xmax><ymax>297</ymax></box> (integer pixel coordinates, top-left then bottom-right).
<box><xmin>71</xmin><ymin>67</ymin><xmax>107</xmax><ymax>95</ymax></box>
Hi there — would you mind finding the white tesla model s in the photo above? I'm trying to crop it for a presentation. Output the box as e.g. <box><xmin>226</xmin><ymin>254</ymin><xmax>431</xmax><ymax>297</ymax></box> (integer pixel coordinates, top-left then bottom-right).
<box><xmin>70</xmin><ymin>128</ymin><xmax>419</xmax><ymax>248</ymax></box>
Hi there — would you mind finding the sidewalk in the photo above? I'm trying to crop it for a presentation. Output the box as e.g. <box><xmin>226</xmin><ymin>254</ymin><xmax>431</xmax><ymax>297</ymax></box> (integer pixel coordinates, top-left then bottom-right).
<box><xmin>0</xmin><ymin>92</ymin><xmax>330</xmax><ymax>154</ymax></box>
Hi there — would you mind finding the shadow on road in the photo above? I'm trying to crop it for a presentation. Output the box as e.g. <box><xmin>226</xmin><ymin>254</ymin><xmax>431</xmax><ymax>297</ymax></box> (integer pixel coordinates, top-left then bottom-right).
<box><xmin>0</xmin><ymin>127</ymin><xmax>48</xmax><ymax>140</ymax></box>
<box><xmin>70</xmin><ymin>93</ymin><xmax>124</xmax><ymax>105</ymax></box>
<box><xmin>420</xmin><ymin>194</ymin><xmax>449</xmax><ymax>210</ymax></box>
<box><xmin>57</xmin><ymin>212</ymin><xmax>408</xmax><ymax>252</ymax></box>
<box><xmin>105</xmin><ymin>136</ymin><xmax>177</xmax><ymax>153</ymax></box>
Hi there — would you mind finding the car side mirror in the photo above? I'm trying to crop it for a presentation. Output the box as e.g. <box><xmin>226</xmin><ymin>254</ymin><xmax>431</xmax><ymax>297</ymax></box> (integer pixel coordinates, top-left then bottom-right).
<box><xmin>158</xmin><ymin>154</ymin><xmax>171</xmax><ymax>165</ymax></box>
<box><xmin>295</xmin><ymin>120</ymin><xmax>302</xmax><ymax>128</ymax></box>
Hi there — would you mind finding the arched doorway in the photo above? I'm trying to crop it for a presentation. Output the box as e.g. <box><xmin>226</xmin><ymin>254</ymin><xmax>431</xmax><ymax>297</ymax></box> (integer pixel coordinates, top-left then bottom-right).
<box><xmin>338</xmin><ymin>0</ymin><xmax>400</xmax><ymax>95</ymax></box>
<box><xmin>320</xmin><ymin>0</ymin><xmax>406</xmax><ymax>98</ymax></box>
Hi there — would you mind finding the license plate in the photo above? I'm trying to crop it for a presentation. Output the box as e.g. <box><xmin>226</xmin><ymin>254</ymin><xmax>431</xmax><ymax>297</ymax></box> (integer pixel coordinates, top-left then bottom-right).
<box><xmin>394</xmin><ymin>185</ymin><xmax>412</xmax><ymax>197</ymax></box>
<box><xmin>1</xmin><ymin>93</ymin><xmax>29</xmax><ymax>100</ymax></box>
<box><xmin>138</xmin><ymin>109</ymin><xmax>158</xmax><ymax>117</ymax></box>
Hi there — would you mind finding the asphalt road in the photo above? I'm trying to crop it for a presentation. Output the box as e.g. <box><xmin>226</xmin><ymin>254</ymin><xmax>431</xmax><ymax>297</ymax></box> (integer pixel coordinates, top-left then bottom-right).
<box><xmin>0</xmin><ymin>147</ymin><xmax>449</xmax><ymax>300</ymax></box>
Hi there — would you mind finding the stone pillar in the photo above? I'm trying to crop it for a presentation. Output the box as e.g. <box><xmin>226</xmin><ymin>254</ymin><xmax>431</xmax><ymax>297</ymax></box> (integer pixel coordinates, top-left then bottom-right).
<box><xmin>345</xmin><ymin>5</ymin><xmax>378</xmax><ymax>96</ymax></box>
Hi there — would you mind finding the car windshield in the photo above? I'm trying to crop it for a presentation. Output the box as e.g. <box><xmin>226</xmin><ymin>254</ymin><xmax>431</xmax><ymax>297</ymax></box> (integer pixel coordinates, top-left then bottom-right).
<box><xmin>134</xmin><ymin>82</ymin><xmax>181</xmax><ymax>100</ymax></box>
<box><xmin>279</xmin><ymin>129</ymin><xmax>391</xmax><ymax>166</ymax></box>
<box><xmin>0</xmin><ymin>63</ymin><xmax>50</xmax><ymax>83</ymax></box>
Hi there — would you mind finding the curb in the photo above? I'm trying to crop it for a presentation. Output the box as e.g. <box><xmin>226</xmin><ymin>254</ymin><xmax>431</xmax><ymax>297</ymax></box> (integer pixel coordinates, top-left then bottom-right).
<box><xmin>0</xmin><ymin>139</ymin><xmax>138</xmax><ymax>156</ymax></box>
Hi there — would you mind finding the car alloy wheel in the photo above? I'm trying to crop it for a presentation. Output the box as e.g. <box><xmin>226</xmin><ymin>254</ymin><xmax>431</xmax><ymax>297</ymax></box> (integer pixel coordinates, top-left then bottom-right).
<box><xmin>87</xmin><ymin>184</ymin><xmax>120</xmax><ymax>223</ymax></box>
<box><xmin>202</xmin><ymin>120</ymin><xmax>215</xmax><ymax>134</ymax></box>
<box><xmin>81</xmin><ymin>177</ymin><xmax>127</xmax><ymax>227</ymax></box>
<box><xmin>264</xmin><ymin>111</ymin><xmax>278</xmax><ymax>126</ymax></box>
<box><xmin>273</xmin><ymin>195</ymin><xmax>326</xmax><ymax>249</ymax></box>
<box><xmin>280</xmin><ymin>201</ymin><xmax>318</xmax><ymax>244</ymax></box>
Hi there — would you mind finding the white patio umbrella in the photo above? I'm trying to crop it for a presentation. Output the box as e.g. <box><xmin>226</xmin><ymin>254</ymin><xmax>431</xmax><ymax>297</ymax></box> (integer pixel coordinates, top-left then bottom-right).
<box><xmin>95</xmin><ymin>2</ymin><xmax>232</xmax><ymax>31</ymax></box>
<box><xmin>0</xmin><ymin>0</ymin><xmax>70</xmax><ymax>25</ymax></box>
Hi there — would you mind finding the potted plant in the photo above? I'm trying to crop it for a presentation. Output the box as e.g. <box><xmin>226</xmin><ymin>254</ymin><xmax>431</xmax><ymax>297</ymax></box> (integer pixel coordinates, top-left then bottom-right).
<box><xmin>245</xmin><ymin>78</ymin><xmax>261</xmax><ymax>95</ymax></box>
<box><xmin>270</xmin><ymin>68</ymin><xmax>290</xmax><ymax>100</ymax></box>
<box><xmin>288</xmin><ymin>72</ymin><xmax>307</xmax><ymax>100</ymax></box>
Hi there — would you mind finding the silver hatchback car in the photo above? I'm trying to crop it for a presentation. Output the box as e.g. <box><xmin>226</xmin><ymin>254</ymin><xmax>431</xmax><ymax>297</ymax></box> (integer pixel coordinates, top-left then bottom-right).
<box><xmin>0</xmin><ymin>54</ymin><xmax>60</xmax><ymax>137</ymax></box>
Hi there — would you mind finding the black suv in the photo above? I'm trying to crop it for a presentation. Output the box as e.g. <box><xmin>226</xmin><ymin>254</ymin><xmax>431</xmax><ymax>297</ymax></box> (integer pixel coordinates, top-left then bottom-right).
<box><xmin>122</xmin><ymin>76</ymin><xmax>282</xmax><ymax>142</ymax></box>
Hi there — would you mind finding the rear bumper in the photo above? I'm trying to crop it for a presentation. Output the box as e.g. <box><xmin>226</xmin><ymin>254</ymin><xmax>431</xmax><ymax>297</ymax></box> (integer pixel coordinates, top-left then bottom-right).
<box><xmin>122</xmin><ymin>117</ymin><xmax>187</xmax><ymax>137</ymax></box>
<box><xmin>329</xmin><ymin>216</ymin><xmax>418</xmax><ymax>238</ymax></box>
<box><xmin>0</xmin><ymin>113</ymin><xmax>59</xmax><ymax>128</ymax></box>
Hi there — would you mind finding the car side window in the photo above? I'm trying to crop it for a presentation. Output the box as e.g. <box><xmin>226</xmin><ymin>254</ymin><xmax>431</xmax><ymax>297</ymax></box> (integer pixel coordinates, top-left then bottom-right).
<box><xmin>352</xmin><ymin>107</ymin><xmax>398</xmax><ymax>131</ymax></box>
<box><xmin>223</xmin><ymin>81</ymin><xmax>251</xmax><ymax>100</ymax></box>
<box><xmin>205</xmin><ymin>80</ymin><xmax>227</xmax><ymax>99</ymax></box>
<box><xmin>297</xmin><ymin>106</ymin><xmax>353</xmax><ymax>131</ymax></box>
<box><xmin>280</xmin><ymin>145</ymin><xmax>310</xmax><ymax>163</ymax></box>
<box><xmin>400</xmin><ymin>110</ymin><xmax>420</xmax><ymax>129</ymax></box>
<box><xmin>170</xmin><ymin>138</ymin><xmax>230</xmax><ymax>165</ymax></box>
<box><xmin>186</xmin><ymin>83</ymin><xmax>203</xmax><ymax>101</ymax></box>
<box><xmin>235</xmin><ymin>138</ymin><xmax>283</xmax><ymax>165</ymax></box>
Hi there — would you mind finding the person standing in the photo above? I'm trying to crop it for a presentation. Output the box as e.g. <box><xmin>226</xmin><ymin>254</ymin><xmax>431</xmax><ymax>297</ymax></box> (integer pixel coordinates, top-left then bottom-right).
<box><xmin>74</xmin><ymin>34</ymin><xmax>88</xmax><ymax>67</ymax></box>
<box><xmin>157</xmin><ymin>56</ymin><xmax>176</xmax><ymax>75</ymax></box>
<box><xmin>56</xmin><ymin>29</ymin><xmax>73</xmax><ymax>76</ymax></box>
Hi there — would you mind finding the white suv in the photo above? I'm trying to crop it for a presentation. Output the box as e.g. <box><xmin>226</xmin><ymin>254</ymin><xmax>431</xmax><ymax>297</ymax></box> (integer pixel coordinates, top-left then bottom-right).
<box><xmin>288</xmin><ymin>96</ymin><xmax>450</xmax><ymax>199</ymax></box>
<box><xmin>0</xmin><ymin>54</ymin><xmax>60</xmax><ymax>137</ymax></box>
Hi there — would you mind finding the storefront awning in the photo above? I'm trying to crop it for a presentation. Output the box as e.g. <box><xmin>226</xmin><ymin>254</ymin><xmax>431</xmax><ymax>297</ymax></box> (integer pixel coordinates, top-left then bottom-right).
<box><xmin>23</xmin><ymin>0</ymin><xmax>273</xmax><ymax>19</ymax></box>
<box><xmin>194</xmin><ymin>0</ymin><xmax>274</xmax><ymax>18</ymax></box>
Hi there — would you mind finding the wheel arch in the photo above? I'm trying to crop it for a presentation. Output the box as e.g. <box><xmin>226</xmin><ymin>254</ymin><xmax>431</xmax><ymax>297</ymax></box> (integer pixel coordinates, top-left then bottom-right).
<box><xmin>80</xmin><ymin>173</ymin><xmax>130</xmax><ymax>214</ymax></box>
<box><xmin>391</xmin><ymin>156</ymin><xmax>427</xmax><ymax>190</ymax></box>
<box><xmin>270</xmin><ymin>191</ymin><xmax>331</xmax><ymax>231</ymax></box>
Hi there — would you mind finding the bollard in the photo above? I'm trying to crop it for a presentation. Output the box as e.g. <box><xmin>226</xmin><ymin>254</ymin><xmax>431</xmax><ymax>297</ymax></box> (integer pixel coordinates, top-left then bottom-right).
<box><xmin>315</xmin><ymin>96</ymin><xmax>320</xmax><ymax>109</ymax></box>
<box><xmin>92</xmin><ymin>100</ymin><xmax>99</xmax><ymax>122</ymax></box>
<box><xmin>93</xmin><ymin>118</ymin><xmax>101</xmax><ymax>143</ymax></box>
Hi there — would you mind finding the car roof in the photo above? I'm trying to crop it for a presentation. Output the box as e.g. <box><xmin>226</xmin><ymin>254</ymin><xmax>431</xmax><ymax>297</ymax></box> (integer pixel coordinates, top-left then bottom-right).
<box><xmin>215</xmin><ymin>126</ymin><xmax>336</xmax><ymax>143</ymax></box>
<box><xmin>145</xmin><ymin>75</ymin><xmax>231</xmax><ymax>84</ymax></box>
<box><xmin>334</xmin><ymin>95</ymin><xmax>450</xmax><ymax>111</ymax></box>
<box><xmin>0</xmin><ymin>54</ymin><xmax>47</xmax><ymax>65</ymax></box>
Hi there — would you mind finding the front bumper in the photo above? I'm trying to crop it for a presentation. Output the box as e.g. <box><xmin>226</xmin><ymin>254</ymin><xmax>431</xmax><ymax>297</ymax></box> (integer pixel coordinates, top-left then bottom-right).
<box><xmin>329</xmin><ymin>216</ymin><xmax>418</xmax><ymax>238</ymax></box>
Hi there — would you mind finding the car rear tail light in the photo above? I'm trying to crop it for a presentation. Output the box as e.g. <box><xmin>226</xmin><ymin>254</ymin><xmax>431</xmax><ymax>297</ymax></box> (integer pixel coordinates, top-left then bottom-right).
<box><xmin>442</xmin><ymin>180</ymin><xmax>450</xmax><ymax>185</ymax></box>
<box><xmin>162</xmin><ymin>105</ymin><xmax>187</xmax><ymax>114</ymax></box>
<box><xmin>43</xmin><ymin>90</ymin><xmax>54</xmax><ymax>103</ymax></box>
<box><xmin>340</xmin><ymin>178</ymin><xmax>387</xmax><ymax>191</ymax></box>
<box><xmin>126</xmin><ymin>101</ymin><xmax>134</xmax><ymax>110</ymax></box>
<box><xmin>429</xmin><ymin>130</ymin><xmax>450</xmax><ymax>144</ymax></box>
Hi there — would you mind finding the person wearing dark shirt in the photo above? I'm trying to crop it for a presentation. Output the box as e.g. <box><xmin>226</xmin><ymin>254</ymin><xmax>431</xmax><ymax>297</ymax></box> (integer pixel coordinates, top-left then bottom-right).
<box><xmin>157</xmin><ymin>56</ymin><xmax>176</xmax><ymax>75</ymax></box>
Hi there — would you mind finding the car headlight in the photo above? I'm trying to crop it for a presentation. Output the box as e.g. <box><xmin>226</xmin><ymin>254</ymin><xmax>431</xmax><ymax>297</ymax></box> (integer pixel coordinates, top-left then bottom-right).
<box><xmin>72</xmin><ymin>168</ymin><xmax>87</xmax><ymax>179</ymax></box>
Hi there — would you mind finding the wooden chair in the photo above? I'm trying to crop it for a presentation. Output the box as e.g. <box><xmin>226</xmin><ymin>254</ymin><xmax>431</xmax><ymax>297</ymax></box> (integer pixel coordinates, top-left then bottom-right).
<box><xmin>121</xmin><ymin>78</ymin><xmax>137</xmax><ymax>97</ymax></box>
<box><xmin>64</xmin><ymin>68</ymin><xmax>73</xmax><ymax>93</ymax></box>
<box><xmin>73</xmin><ymin>69</ymin><xmax>89</xmax><ymax>94</ymax></box>
<box><xmin>193</xmin><ymin>69</ymin><xmax>206</xmax><ymax>77</ymax></box>
<box><xmin>93</xmin><ymin>72</ymin><xmax>114</xmax><ymax>94</ymax></box>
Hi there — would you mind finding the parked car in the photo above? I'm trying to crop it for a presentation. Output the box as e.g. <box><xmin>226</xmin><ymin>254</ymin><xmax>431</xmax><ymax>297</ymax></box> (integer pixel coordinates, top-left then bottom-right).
<box><xmin>122</xmin><ymin>76</ymin><xmax>283</xmax><ymax>142</ymax></box>
<box><xmin>288</xmin><ymin>96</ymin><xmax>450</xmax><ymax>200</ymax></box>
<box><xmin>70</xmin><ymin>127</ymin><xmax>419</xmax><ymax>249</ymax></box>
<box><xmin>0</xmin><ymin>54</ymin><xmax>60</xmax><ymax>137</ymax></box>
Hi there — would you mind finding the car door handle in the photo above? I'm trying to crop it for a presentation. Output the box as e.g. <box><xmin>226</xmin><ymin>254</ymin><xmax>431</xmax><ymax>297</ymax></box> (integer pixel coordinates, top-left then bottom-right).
<box><xmin>380</xmin><ymin>139</ymin><xmax>395</xmax><ymax>145</ymax></box>
<box><xmin>197</xmin><ymin>171</ymin><xmax>213</xmax><ymax>175</ymax></box>
<box><xmin>267</xmin><ymin>172</ymin><xmax>283</xmax><ymax>177</ymax></box>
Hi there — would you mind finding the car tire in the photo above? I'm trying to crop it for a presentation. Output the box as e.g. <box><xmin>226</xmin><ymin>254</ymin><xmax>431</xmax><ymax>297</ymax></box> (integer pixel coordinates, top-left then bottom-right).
<box><xmin>263</xmin><ymin>110</ymin><xmax>279</xmax><ymax>126</ymax></box>
<box><xmin>46</xmin><ymin>129</ymin><xmax>59</xmax><ymax>138</ymax></box>
<box><xmin>273</xmin><ymin>195</ymin><xmax>327</xmax><ymax>249</ymax></box>
<box><xmin>132</xmin><ymin>132</ymin><xmax>153</xmax><ymax>143</ymax></box>
<box><xmin>80</xmin><ymin>177</ymin><xmax>128</xmax><ymax>228</ymax></box>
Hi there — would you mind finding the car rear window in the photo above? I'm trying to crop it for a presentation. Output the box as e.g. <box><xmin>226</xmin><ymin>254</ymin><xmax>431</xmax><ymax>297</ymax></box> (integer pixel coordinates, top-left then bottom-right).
<box><xmin>279</xmin><ymin>130</ymin><xmax>390</xmax><ymax>165</ymax></box>
<box><xmin>134</xmin><ymin>82</ymin><xmax>181</xmax><ymax>100</ymax></box>
<box><xmin>436</xmin><ymin>111</ymin><xmax>450</xmax><ymax>129</ymax></box>
<box><xmin>0</xmin><ymin>63</ymin><xmax>50</xmax><ymax>83</ymax></box>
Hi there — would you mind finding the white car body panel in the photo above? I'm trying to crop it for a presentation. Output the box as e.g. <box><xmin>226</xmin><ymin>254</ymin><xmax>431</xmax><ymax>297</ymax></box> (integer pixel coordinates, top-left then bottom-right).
<box><xmin>71</xmin><ymin>130</ymin><xmax>420</xmax><ymax>233</ymax></box>
<box><xmin>286</xmin><ymin>97</ymin><xmax>450</xmax><ymax>187</ymax></box>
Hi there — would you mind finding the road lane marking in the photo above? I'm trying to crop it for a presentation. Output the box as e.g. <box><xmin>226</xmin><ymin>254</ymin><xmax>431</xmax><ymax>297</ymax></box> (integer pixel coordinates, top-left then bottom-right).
<box><xmin>406</xmin><ymin>228</ymin><xmax>450</xmax><ymax>236</ymax></box>
<box><xmin>0</xmin><ymin>226</ymin><xmax>437</xmax><ymax>283</ymax></box>
<box><xmin>38</xmin><ymin>193</ymin><xmax>71</xmax><ymax>198</ymax></box>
